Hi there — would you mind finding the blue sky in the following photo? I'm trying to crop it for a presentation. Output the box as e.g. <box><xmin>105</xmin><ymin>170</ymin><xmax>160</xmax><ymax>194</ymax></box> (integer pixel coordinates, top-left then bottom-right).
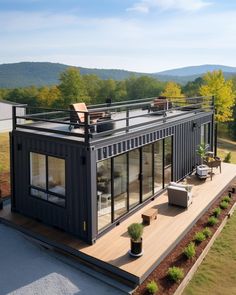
<box><xmin>1</xmin><ymin>0</ymin><xmax>236</xmax><ymax>72</ymax></box>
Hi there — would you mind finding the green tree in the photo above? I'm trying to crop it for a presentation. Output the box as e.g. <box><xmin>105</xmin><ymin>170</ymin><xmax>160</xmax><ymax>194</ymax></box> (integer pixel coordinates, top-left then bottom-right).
<box><xmin>200</xmin><ymin>70</ymin><xmax>235</xmax><ymax>122</ymax></box>
<box><xmin>126</xmin><ymin>76</ymin><xmax>164</xmax><ymax>100</ymax></box>
<box><xmin>58</xmin><ymin>67</ymin><xmax>89</xmax><ymax>107</ymax></box>
<box><xmin>82</xmin><ymin>74</ymin><xmax>102</xmax><ymax>104</ymax></box>
<box><xmin>182</xmin><ymin>77</ymin><xmax>203</xmax><ymax>97</ymax></box>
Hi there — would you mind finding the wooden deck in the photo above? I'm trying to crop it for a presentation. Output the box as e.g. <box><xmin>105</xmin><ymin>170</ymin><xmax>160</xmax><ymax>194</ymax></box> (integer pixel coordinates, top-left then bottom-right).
<box><xmin>1</xmin><ymin>162</ymin><xmax>236</xmax><ymax>286</ymax></box>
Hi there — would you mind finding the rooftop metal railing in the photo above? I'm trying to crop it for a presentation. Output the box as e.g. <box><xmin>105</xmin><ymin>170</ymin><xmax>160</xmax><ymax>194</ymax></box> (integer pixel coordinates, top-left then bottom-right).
<box><xmin>12</xmin><ymin>95</ymin><xmax>214</xmax><ymax>144</ymax></box>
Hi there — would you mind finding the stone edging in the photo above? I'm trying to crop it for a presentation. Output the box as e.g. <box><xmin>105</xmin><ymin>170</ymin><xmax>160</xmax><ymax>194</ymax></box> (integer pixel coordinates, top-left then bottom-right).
<box><xmin>174</xmin><ymin>201</ymin><xmax>236</xmax><ymax>295</ymax></box>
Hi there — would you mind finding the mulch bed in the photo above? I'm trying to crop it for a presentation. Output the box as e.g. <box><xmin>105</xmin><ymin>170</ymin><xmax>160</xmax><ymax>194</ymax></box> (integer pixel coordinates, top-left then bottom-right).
<box><xmin>0</xmin><ymin>172</ymin><xmax>10</xmax><ymax>198</ymax></box>
<box><xmin>134</xmin><ymin>177</ymin><xmax>236</xmax><ymax>295</ymax></box>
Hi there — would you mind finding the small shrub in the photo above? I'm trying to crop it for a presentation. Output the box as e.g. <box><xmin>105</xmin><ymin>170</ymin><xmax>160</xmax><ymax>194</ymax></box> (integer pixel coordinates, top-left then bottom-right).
<box><xmin>224</xmin><ymin>152</ymin><xmax>231</xmax><ymax>163</ymax></box>
<box><xmin>202</xmin><ymin>227</ymin><xmax>212</xmax><ymax>238</ymax></box>
<box><xmin>220</xmin><ymin>201</ymin><xmax>229</xmax><ymax>210</ymax></box>
<box><xmin>183</xmin><ymin>242</ymin><xmax>196</xmax><ymax>259</ymax></box>
<box><xmin>208</xmin><ymin>216</ymin><xmax>218</xmax><ymax>226</ymax></box>
<box><xmin>222</xmin><ymin>196</ymin><xmax>231</xmax><ymax>203</ymax></box>
<box><xmin>146</xmin><ymin>280</ymin><xmax>159</xmax><ymax>294</ymax></box>
<box><xmin>194</xmin><ymin>231</ymin><xmax>206</xmax><ymax>243</ymax></box>
<box><xmin>127</xmin><ymin>223</ymin><xmax>143</xmax><ymax>241</ymax></box>
<box><xmin>167</xmin><ymin>266</ymin><xmax>184</xmax><ymax>283</ymax></box>
<box><xmin>212</xmin><ymin>207</ymin><xmax>221</xmax><ymax>217</ymax></box>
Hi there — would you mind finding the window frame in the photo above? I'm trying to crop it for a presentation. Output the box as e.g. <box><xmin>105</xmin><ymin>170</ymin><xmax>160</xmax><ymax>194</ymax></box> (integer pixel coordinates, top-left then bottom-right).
<box><xmin>29</xmin><ymin>152</ymin><xmax>67</xmax><ymax>208</ymax></box>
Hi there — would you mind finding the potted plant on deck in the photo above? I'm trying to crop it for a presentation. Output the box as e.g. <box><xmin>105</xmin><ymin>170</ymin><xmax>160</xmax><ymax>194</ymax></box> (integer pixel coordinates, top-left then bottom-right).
<box><xmin>128</xmin><ymin>223</ymin><xmax>144</xmax><ymax>257</ymax></box>
<box><xmin>196</xmin><ymin>144</ymin><xmax>209</xmax><ymax>179</ymax></box>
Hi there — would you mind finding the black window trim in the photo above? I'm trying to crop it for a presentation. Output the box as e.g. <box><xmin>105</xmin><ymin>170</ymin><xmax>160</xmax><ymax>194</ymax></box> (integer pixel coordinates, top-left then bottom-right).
<box><xmin>29</xmin><ymin>152</ymin><xmax>67</xmax><ymax>208</ymax></box>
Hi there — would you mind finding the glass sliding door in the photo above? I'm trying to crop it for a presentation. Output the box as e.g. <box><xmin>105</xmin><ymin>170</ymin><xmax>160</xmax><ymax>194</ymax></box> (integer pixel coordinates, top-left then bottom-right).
<box><xmin>97</xmin><ymin>159</ymin><xmax>112</xmax><ymax>231</ymax></box>
<box><xmin>154</xmin><ymin>140</ymin><xmax>163</xmax><ymax>193</ymax></box>
<box><xmin>113</xmin><ymin>154</ymin><xmax>128</xmax><ymax>220</ymax></box>
<box><xmin>164</xmin><ymin>137</ymin><xmax>172</xmax><ymax>186</ymax></box>
<box><xmin>142</xmin><ymin>144</ymin><xmax>153</xmax><ymax>201</ymax></box>
<box><xmin>129</xmin><ymin>149</ymin><xmax>140</xmax><ymax>209</ymax></box>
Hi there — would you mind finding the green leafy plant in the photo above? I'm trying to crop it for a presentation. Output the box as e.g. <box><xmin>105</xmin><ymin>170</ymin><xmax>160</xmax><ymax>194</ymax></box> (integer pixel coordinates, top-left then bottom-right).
<box><xmin>222</xmin><ymin>196</ymin><xmax>231</xmax><ymax>203</ymax></box>
<box><xmin>183</xmin><ymin>242</ymin><xmax>196</xmax><ymax>259</ymax></box>
<box><xmin>127</xmin><ymin>223</ymin><xmax>143</xmax><ymax>241</ymax></box>
<box><xmin>202</xmin><ymin>227</ymin><xmax>212</xmax><ymax>238</ymax></box>
<box><xmin>196</xmin><ymin>144</ymin><xmax>208</xmax><ymax>165</ymax></box>
<box><xmin>220</xmin><ymin>201</ymin><xmax>229</xmax><ymax>210</ymax></box>
<box><xmin>167</xmin><ymin>266</ymin><xmax>184</xmax><ymax>283</ymax></box>
<box><xmin>212</xmin><ymin>207</ymin><xmax>221</xmax><ymax>217</ymax></box>
<box><xmin>208</xmin><ymin>216</ymin><xmax>219</xmax><ymax>226</ymax></box>
<box><xmin>223</xmin><ymin>152</ymin><xmax>231</xmax><ymax>163</ymax></box>
<box><xmin>194</xmin><ymin>231</ymin><xmax>206</xmax><ymax>243</ymax></box>
<box><xmin>146</xmin><ymin>280</ymin><xmax>159</xmax><ymax>294</ymax></box>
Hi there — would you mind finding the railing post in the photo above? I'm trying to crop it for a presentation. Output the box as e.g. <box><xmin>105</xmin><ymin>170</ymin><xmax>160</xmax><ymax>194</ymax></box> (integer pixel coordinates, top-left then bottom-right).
<box><xmin>12</xmin><ymin>105</ymin><xmax>16</xmax><ymax>130</ymax></box>
<box><xmin>126</xmin><ymin>108</ymin><xmax>129</xmax><ymax>133</ymax></box>
<box><xmin>84</xmin><ymin>112</ymin><xmax>89</xmax><ymax>144</ymax></box>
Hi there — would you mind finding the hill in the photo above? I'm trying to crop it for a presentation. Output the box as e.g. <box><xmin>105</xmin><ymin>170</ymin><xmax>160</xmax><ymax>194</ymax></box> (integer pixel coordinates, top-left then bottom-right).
<box><xmin>0</xmin><ymin>62</ymin><xmax>145</xmax><ymax>88</ymax></box>
<box><xmin>0</xmin><ymin>62</ymin><xmax>236</xmax><ymax>88</ymax></box>
<box><xmin>157</xmin><ymin>64</ymin><xmax>236</xmax><ymax>77</ymax></box>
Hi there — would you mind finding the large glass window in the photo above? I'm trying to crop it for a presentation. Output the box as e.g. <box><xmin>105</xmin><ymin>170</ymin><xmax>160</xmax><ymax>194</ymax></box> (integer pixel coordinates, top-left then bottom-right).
<box><xmin>97</xmin><ymin>159</ymin><xmax>112</xmax><ymax>231</ymax></box>
<box><xmin>129</xmin><ymin>149</ymin><xmax>140</xmax><ymax>209</ymax></box>
<box><xmin>142</xmin><ymin>144</ymin><xmax>153</xmax><ymax>201</ymax></box>
<box><xmin>201</xmin><ymin>123</ymin><xmax>210</xmax><ymax>146</ymax></box>
<box><xmin>30</xmin><ymin>152</ymin><xmax>66</xmax><ymax>207</ymax></box>
<box><xmin>164</xmin><ymin>137</ymin><xmax>172</xmax><ymax>186</ymax></box>
<box><xmin>113</xmin><ymin>154</ymin><xmax>128</xmax><ymax>220</ymax></box>
<box><xmin>154</xmin><ymin>140</ymin><xmax>163</xmax><ymax>193</ymax></box>
<box><xmin>96</xmin><ymin>136</ymin><xmax>173</xmax><ymax>232</ymax></box>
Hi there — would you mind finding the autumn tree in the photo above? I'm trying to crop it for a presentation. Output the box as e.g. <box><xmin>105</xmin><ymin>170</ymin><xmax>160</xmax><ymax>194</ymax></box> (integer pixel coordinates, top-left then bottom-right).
<box><xmin>37</xmin><ymin>86</ymin><xmax>60</xmax><ymax>107</ymax></box>
<box><xmin>161</xmin><ymin>81</ymin><xmax>184</xmax><ymax>98</ymax></box>
<box><xmin>200</xmin><ymin>70</ymin><xmax>235</xmax><ymax>122</ymax></box>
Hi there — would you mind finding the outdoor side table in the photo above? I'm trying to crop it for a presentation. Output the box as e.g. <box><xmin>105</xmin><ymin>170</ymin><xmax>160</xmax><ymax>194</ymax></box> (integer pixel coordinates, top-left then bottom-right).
<box><xmin>142</xmin><ymin>208</ymin><xmax>158</xmax><ymax>225</ymax></box>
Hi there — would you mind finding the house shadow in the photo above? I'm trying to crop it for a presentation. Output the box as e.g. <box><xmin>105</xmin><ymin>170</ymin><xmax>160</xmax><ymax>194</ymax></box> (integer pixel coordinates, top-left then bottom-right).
<box><xmin>108</xmin><ymin>251</ymin><xmax>138</xmax><ymax>267</ymax></box>
<box><xmin>152</xmin><ymin>202</ymin><xmax>185</xmax><ymax>217</ymax></box>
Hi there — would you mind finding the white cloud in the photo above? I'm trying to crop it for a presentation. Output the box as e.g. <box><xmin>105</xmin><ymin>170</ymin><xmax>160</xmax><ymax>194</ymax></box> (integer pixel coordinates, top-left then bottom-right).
<box><xmin>1</xmin><ymin>9</ymin><xmax>236</xmax><ymax>72</ymax></box>
<box><xmin>127</xmin><ymin>0</ymin><xmax>212</xmax><ymax>13</ymax></box>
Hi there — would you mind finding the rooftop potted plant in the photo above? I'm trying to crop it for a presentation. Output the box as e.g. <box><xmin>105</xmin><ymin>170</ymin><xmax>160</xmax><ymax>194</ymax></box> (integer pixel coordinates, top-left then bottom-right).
<box><xmin>128</xmin><ymin>223</ymin><xmax>144</xmax><ymax>257</ymax></box>
<box><xmin>196</xmin><ymin>144</ymin><xmax>209</xmax><ymax>179</ymax></box>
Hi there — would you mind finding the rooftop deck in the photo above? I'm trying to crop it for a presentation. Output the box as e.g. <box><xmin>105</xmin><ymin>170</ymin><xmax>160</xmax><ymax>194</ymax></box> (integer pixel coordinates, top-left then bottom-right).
<box><xmin>1</xmin><ymin>162</ymin><xmax>235</xmax><ymax>287</ymax></box>
<box><xmin>13</xmin><ymin>96</ymin><xmax>214</xmax><ymax>144</ymax></box>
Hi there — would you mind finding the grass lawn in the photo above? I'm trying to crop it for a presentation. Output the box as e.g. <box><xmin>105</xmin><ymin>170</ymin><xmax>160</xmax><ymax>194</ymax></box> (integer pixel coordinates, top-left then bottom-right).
<box><xmin>217</xmin><ymin>137</ymin><xmax>236</xmax><ymax>164</ymax></box>
<box><xmin>0</xmin><ymin>132</ymin><xmax>10</xmax><ymax>173</ymax></box>
<box><xmin>183</xmin><ymin>210</ymin><xmax>236</xmax><ymax>295</ymax></box>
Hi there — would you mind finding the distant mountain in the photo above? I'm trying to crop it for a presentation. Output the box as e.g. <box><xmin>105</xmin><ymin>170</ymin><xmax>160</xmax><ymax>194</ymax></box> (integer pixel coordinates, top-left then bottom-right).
<box><xmin>0</xmin><ymin>62</ymin><xmax>145</xmax><ymax>88</ymax></box>
<box><xmin>0</xmin><ymin>62</ymin><xmax>236</xmax><ymax>88</ymax></box>
<box><xmin>157</xmin><ymin>64</ymin><xmax>236</xmax><ymax>77</ymax></box>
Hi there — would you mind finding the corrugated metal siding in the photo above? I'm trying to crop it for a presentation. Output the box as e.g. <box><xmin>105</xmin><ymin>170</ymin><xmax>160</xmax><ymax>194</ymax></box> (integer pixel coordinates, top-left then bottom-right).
<box><xmin>173</xmin><ymin>115</ymin><xmax>212</xmax><ymax>181</ymax></box>
<box><xmin>12</xmin><ymin>112</ymin><xmax>213</xmax><ymax>243</ymax></box>
<box><xmin>12</xmin><ymin>132</ymin><xmax>90</xmax><ymax>241</ymax></box>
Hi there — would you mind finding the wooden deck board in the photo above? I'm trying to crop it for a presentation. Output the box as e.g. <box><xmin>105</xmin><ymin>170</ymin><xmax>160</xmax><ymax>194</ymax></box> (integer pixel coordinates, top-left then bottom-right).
<box><xmin>0</xmin><ymin>162</ymin><xmax>236</xmax><ymax>285</ymax></box>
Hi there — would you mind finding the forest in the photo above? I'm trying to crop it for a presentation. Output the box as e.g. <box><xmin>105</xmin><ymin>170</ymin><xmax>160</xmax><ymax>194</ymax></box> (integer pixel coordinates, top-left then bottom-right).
<box><xmin>0</xmin><ymin>67</ymin><xmax>236</xmax><ymax>139</ymax></box>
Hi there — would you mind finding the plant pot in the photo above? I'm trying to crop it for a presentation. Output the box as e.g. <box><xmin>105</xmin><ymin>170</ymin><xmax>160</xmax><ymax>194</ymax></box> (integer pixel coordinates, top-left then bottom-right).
<box><xmin>196</xmin><ymin>165</ymin><xmax>209</xmax><ymax>179</ymax></box>
<box><xmin>129</xmin><ymin>238</ymin><xmax>143</xmax><ymax>257</ymax></box>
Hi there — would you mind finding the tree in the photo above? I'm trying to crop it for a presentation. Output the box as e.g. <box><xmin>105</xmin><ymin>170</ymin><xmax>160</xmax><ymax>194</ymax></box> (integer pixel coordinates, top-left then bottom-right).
<box><xmin>161</xmin><ymin>81</ymin><xmax>184</xmax><ymax>98</ymax></box>
<box><xmin>182</xmin><ymin>77</ymin><xmax>203</xmax><ymax>97</ymax></box>
<box><xmin>199</xmin><ymin>70</ymin><xmax>235</xmax><ymax>122</ymax></box>
<box><xmin>126</xmin><ymin>76</ymin><xmax>164</xmax><ymax>100</ymax></box>
<box><xmin>37</xmin><ymin>86</ymin><xmax>60</xmax><ymax>107</ymax></box>
<box><xmin>82</xmin><ymin>74</ymin><xmax>102</xmax><ymax>104</ymax></box>
<box><xmin>58</xmin><ymin>67</ymin><xmax>89</xmax><ymax>107</ymax></box>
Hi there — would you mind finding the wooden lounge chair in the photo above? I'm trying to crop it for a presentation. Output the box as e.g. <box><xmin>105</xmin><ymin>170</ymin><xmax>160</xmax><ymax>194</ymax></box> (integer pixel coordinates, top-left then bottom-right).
<box><xmin>69</xmin><ymin>103</ymin><xmax>105</xmax><ymax>130</ymax></box>
<box><xmin>204</xmin><ymin>156</ymin><xmax>221</xmax><ymax>180</ymax></box>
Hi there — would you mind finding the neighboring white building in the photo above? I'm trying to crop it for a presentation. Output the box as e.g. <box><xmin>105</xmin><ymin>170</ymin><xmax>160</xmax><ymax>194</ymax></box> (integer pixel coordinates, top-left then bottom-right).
<box><xmin>0</xmin><ymin>100</ymin><xmax>26</xmax><ymax>132</ymax></box>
